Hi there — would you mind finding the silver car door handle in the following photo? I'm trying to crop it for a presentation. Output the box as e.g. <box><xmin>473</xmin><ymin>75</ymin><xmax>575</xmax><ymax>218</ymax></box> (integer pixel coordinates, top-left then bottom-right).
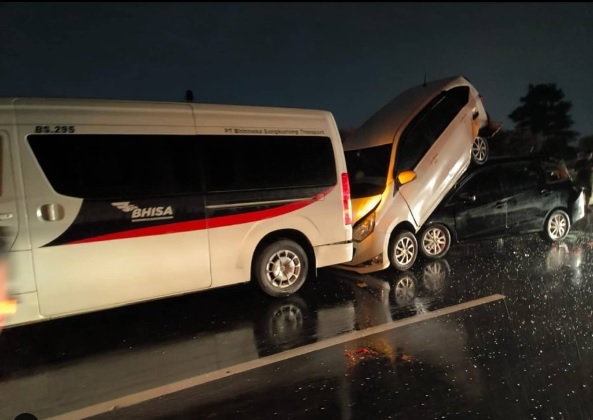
<box><xmin>0</xmin><ymin>213</ymin><xmax>14</xmax><ymax>220</ymax></box>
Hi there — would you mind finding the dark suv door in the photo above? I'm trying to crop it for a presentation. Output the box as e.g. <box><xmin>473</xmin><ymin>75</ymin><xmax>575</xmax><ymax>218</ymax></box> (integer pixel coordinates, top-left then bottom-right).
<box><xmin>501</xmin><ymin>161</ymin><xmax>545</xmax><ymax>232</ymax></box>
<box><xmin>503</xmin><ymin>160</ymin><xmax>571</xmax><ymax>234</ymax></box>
<box><xmin>452</xmin><ymin>166</ymin><xmax>507</xmax><ymax>240</ymax></box>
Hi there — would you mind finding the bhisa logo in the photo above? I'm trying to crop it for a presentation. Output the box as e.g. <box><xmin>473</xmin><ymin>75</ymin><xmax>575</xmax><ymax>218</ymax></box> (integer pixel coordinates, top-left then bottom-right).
<box><xmin>112</xmin><ymin>201</ymin><xmax>174</xmax><ymax>222</ymax></box>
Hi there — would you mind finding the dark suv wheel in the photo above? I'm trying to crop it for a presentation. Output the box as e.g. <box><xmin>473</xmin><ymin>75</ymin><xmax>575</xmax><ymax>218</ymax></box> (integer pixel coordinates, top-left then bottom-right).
<box><xmin>542</xmin><ymin>209</ymin><xmax>570</xmax><ymax>242</ymax></box>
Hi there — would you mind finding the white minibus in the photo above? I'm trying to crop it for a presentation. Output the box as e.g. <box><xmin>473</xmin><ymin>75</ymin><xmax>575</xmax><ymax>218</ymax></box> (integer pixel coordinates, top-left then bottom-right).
<box><xmin>0</xmin><ymin>98</ymin><xmax>353</xmax><ymax>329</ymax></box>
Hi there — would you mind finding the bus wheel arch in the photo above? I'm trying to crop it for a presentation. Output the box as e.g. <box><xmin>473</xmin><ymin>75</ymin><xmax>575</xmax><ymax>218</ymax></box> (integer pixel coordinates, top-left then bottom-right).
<box><xmin>251</xmin><ymin>230</ymin><xmax>315</xmax><ymax>297</ymax></box>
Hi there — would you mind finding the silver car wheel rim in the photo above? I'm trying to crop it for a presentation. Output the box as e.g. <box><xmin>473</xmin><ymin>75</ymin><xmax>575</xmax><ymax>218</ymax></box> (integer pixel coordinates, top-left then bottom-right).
<box><xmin>395</xmin><ymin>236</ymin><xmax>415</xmax><ymax>266</ymax></box>
<box><xmin>472</xmin><ymin>136</ymin><xmax>487</xmax><ymax>162</ymax></box>
<box><xmin>266</xmin><ymin>250</ymin><xmax>301</xmax><ymax>288</ymax></box>
<box><xmin>423</xmin><ymin>228</ymin><xmax>447</xmax><ymax>256</ymax></box>
<box><xmin>548</xmin><ymin>213</ymin><xmax>568</xmax><ymax>240</ymax></box>
<box><xmin>395</xmin><ymin>276</ymin><xmax>416</xmax><ymax>303</ymax></box>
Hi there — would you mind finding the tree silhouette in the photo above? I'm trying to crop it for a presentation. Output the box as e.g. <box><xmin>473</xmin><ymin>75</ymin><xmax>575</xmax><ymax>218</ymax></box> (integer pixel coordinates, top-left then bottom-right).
<box><xmin>508</xmin><ymin>83</ymin><xmax>578</xmax><ymax>157</ymax></box>
<box><xmin>578</xmin><ymin>134</ymin><xmax>593</xmax><ymax>153</ymax></box>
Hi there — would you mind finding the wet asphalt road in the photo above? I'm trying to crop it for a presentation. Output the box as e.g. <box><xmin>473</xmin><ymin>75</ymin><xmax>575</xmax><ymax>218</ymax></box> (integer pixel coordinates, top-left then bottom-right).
<box><xmin>2</xmin><ymin>217</ymin><xmax>593</xmax><ymax>420</ymax></box>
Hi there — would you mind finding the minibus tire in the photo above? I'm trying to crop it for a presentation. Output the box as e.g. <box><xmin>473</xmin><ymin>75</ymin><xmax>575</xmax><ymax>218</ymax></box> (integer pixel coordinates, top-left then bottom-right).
<box><xmin>254</xmin><ymin>240</ymin><xmax>308</xmax><ymax>297</ymax></box>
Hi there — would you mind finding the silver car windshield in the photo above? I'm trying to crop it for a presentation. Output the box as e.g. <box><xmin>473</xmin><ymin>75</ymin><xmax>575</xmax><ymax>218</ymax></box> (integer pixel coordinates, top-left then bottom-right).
<box><xmin>345</xmin><ymin>144</ymin><xmax>392</xmax><ymax>198</ymax></box>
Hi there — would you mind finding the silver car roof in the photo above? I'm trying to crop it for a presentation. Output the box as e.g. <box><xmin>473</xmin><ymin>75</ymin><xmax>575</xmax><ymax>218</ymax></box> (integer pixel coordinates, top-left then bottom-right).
<box><xmin>344</xmin><ymin>75</ymin><xmax>474</xmax><ymax>151</ymax></box>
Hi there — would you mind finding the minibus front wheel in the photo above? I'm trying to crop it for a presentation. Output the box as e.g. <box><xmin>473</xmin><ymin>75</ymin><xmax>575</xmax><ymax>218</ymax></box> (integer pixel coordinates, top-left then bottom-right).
<box><xmin>388</xmin><ymin>230</ymin><xmax>418</xmax><ymax>271</ymax></box>
<box><xmin>253</xmin><ymin>239</ymin><xmax>309</xmax><ymax>297</ymax></box>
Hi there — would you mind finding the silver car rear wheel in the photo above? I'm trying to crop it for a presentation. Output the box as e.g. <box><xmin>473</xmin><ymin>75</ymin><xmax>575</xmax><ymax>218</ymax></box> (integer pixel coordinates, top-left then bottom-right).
<box><xmin>471</xmin><ymin>136</ymin><xmax>489</xmax><ymax>165</ymax></box>
<box><xmin>419</xmin><ymin>224</ymin><xmax>451</xmax><ymax>259</ymax></box>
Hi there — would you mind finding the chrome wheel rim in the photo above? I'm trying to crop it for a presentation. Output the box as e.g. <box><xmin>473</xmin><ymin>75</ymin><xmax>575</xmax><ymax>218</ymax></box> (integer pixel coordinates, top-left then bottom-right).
<box><xmin>472</xmin><ymin>136</ymin><xmax>487</xmax><ymax>162</ymax></box>
<box><xmin>422</xmin><ymin>227</ymin><xmax>447</xmax><ymax>256</ymax></box>
<box><xmin>395</xmin><ymin>275</ymin><xmax>416</xmax><ymax>304</ymax></box>
<box><xmin>395</xmin><ymin>236</ymin><xmax>415</xmax><ymax>266</ymax></box>
<box><xmin>548</xmin><ymin>213</ymin><xmax>568</xmax><ymax>240</ymax></box>
<box><xmin>266</xmin><ymin>250</ymin><xmax>301</xmax><ymax>288</ymax></box>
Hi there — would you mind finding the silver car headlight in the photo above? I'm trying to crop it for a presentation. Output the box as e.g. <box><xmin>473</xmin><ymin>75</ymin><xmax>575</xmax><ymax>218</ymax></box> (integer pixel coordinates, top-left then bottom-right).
<box><xmin>353</xmin><ymin>211</ymin><xmax>376</xmax><ymax>242</ymax></box>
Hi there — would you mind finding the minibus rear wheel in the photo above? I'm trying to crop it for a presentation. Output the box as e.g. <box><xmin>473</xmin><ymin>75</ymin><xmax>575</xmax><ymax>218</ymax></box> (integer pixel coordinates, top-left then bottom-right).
<box><xmin>254</xmin><ymin>239</ymin><xmax>308</xmax><ymax>297</ymax></box>
<box><xmin>388</xmin><ymin>230</ymin><xmax>418</xmax><ymax>271</ymax></box>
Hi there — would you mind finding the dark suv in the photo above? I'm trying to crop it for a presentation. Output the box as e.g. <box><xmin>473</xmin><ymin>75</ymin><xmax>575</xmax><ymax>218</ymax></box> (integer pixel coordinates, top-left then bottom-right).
<box><xmin>417</xmin><ymin>156</ymin><xmax>586</xmax><ymax>259</ymax></box>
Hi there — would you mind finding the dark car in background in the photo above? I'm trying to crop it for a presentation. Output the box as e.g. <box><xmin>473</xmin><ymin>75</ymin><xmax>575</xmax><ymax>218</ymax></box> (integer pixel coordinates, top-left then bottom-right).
<box><xmin>417</xmin><ymin>156</ymin><xmax>586</xmax><ymax>259</ymax></box>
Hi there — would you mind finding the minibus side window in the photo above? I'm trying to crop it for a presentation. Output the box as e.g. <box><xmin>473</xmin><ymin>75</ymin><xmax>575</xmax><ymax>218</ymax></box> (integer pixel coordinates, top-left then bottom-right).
<box><xmin>203</xmin><ymin>135</ymin><xmax>336</xmax><ymax>192</ymax></box>
<box><xmin>28</xmin><ymin>134</ymin><xmax>204</xmax><ymax>199</ymax></box>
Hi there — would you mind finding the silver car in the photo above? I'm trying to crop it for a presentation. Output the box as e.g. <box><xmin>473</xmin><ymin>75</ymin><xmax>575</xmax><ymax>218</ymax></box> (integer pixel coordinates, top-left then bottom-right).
<box><xmin>339</xmin><ymin>76</ymin><xmax>497</xmax><ymax>273</ymax></box>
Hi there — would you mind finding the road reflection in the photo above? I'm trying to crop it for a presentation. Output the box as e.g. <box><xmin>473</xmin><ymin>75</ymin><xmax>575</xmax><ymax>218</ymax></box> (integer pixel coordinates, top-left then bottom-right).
<box><xmin>2</xmin><ymin>232</ymin><xmax>593</xmax><ymax>419</ymax></box>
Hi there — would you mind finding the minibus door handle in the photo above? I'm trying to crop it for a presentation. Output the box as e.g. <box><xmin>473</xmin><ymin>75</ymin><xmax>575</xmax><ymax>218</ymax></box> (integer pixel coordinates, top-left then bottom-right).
<box><xmin>37</xmin><ymin>204</ymin><xmax>65</xmax><ymax>221</ymax></box>
<box><xmin>0</xmin><ymin>213</ymin><xmax>14</xmax><ymax>220</ymax></box>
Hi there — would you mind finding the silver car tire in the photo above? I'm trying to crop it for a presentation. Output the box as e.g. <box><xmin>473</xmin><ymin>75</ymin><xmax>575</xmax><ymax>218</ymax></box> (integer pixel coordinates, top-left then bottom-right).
<box><xmin>389</xmin><ymin>230</ymin><xmax>418</xmax><ymax>271</ymax></box>
<box><xmin>254</xmin><ymin>239</ymin><xmax>308</xmax><ymax>297</ymax></box>
<box><xmin>419</xmin><ymin>224</ymin><xmax>451</xmax><ymax>259</ymax></box>
<box><xmin>471</xmin><ymin>136</ymin><xmax>489</xmax><ymax>165</ymax></box>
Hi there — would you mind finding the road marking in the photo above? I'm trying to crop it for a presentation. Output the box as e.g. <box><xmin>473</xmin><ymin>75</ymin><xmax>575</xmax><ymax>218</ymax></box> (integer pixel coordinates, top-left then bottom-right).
<box><xmin>47</xmin><ymin>293</ymin><xmax>505</xmax><ymax>420</ymax></box>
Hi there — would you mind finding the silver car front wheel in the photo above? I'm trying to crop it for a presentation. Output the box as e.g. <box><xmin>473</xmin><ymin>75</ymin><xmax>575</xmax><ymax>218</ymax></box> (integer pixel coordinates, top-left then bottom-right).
<box><xmin>389</xmin><ymin>230</ymin><xmax>418</xmax><ymax>271</ymax></box>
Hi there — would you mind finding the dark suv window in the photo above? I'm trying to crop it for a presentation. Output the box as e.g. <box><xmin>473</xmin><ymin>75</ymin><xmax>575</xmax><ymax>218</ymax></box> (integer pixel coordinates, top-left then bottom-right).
<box><xmin>503</xmin><ymin>162</ymin><xmax>541</xmax><ymax>193</ymax></box>
<box><xmin>454</xmin><ymin>166</ymin><xmax>504</xmax><ymax>205</ymax></box>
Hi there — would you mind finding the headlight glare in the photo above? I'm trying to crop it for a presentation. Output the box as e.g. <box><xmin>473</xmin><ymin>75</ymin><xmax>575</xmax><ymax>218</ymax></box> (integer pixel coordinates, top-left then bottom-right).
<box><xmin>353</xmin><ymin>212</ymin><xmax>376</xmax><ymax>242</ymax></box>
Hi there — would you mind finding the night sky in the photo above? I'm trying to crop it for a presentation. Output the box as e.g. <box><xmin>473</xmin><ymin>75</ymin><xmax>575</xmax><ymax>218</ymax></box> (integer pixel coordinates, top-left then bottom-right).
<box><xmin>1</xmin><ymin>2</ymin><xmax>592</xmax><ymax>136</ymax></box>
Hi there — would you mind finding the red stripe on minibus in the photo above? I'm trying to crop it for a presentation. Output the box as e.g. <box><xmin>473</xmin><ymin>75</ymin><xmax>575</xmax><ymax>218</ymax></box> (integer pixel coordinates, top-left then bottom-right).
<box><xmin>68</xmin><ymin>188</ymin><xmax>333</xmax><ymax>245</ymax></box>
